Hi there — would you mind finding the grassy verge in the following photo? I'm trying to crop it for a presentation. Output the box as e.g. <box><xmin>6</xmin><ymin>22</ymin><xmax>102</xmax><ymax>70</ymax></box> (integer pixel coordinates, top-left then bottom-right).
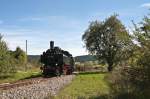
<box><xmin>0</xmin><ymin>69</ymin><xmax>42</xmax><ymax>84</ymax></box>
<box><xmin>55</xmin><ymin>72</ymin><xmax>110</xmax><ymax>99</ymax></box>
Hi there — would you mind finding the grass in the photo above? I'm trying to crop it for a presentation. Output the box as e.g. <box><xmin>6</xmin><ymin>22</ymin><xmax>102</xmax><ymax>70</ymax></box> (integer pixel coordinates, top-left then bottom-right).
<box><xmin>54</xmin><ymin>72</ymin><xmax>110</xmax><ymax>99</ymax></box>
<box><xmin>0</xmin><ymin>69</ymin><xmax>42</xmax><ymax>84</ymax></box>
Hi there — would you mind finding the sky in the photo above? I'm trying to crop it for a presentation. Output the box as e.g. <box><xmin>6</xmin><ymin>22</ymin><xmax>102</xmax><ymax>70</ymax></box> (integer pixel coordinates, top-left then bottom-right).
<box><xmin>0</xmin><ymin>0</ymin><xmax>149</xmax><ymax>56</ymax></box>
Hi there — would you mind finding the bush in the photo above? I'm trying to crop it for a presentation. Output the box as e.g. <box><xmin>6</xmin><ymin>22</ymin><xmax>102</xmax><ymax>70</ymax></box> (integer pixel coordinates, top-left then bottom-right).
<box><xmin>106</xmin><ymin>63</ymin><xmax>150</xmax><ymax>99</ymax></box>
<box><xmin>10</xmin><ymin>47</ymin><xmax>27</xmax><ymax>70</ymax></box>
<box><xmin>0</xmin><ymin>35</ymin><xmax>16</xmax><ymax>77</ymax></box>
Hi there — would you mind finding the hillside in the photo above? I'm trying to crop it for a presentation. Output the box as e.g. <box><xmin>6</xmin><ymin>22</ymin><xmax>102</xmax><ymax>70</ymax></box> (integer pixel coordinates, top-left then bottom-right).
<box><xmin>74</xmin><ymin>55</ymin><xmax>96</xmax><ymax>62</ymax></box>
<box><xmin>28</xmin><ymin>55</ymin><xmax>40</xmax><ymax>62</ymax></box>
<box><xmin>28</xmin><ymin>55</ymin><xmax>96</xmax><ymax>63</ymax></box>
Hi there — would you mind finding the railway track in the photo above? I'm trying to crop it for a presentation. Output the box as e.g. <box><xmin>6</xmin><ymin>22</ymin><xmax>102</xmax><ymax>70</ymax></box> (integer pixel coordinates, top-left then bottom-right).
<box><xmin>0</xmin><ymin>75</ymin><xmax>75</xmax><ymax>99</ymax></box>
<box><xmin>0</xmin><ymin>77</ymin><xmax>48</xmax><ymax>90</ymax></box>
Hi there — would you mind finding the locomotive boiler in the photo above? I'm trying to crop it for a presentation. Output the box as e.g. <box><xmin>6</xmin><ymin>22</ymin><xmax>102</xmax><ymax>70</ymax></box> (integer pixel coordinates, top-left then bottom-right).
<box><xmin>40</xmin><ymin>41</ymin><xmax>74</xmax><ymax>76</ymax></box>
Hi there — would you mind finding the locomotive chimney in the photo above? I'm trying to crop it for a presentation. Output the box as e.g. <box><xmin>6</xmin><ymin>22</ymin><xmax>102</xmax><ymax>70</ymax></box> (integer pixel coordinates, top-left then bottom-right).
<box><xmin>50</xmin><ymin>41</ymin><xmax>54</xmax><ymax>49</ymax></box>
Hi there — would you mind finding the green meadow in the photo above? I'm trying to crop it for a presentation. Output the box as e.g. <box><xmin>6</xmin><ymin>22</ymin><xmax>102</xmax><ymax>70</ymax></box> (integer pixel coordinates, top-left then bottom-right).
<box><xmin>55</xmin><ymin>72</ymin><xmax>110</xmax><ymax>99</ymax></box>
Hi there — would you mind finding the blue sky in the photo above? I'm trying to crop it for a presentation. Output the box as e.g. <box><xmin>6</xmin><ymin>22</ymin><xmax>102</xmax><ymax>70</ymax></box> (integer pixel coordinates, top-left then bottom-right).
<box><xmin>0</xmin><ymin>0</ymin><xmax>149</xmax><ymax>56</ymax></box>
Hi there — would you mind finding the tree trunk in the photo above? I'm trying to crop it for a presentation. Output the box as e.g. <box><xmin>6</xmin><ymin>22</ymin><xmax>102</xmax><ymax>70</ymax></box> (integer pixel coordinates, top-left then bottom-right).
<box><xmin>108</xmin><ymin>63</ymin><xmax>113</xmax><ymax>72</ymax></box>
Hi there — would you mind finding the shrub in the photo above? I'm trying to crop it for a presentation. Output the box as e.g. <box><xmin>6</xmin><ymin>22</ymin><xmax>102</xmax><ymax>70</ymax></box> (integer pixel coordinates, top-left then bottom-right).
<box><xmin>0</xmin><ymin>35</ymin><xmax>16</xmax><ymax>77</ymax></box>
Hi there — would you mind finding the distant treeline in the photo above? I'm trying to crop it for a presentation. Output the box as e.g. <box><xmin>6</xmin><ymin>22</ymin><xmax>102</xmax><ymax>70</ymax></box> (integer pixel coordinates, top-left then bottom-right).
<box><xmin>74</xmin><ymin>55</ymin><xmax>96</xmax><ymax>62</ymax></box>
<box><xmin>28</xmin><ymin>55</ymin><xmax>40</xmax><ymax>63</ymax></box>
<box><xmin>28</xmin><ymin>55</ymin><xmax>97</xmax><ymax>63</ymax></box>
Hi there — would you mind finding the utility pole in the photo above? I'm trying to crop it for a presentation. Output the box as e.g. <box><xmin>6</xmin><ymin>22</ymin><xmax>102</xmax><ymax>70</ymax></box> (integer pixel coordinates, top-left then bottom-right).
<box><xmin>26</xmin><ymin>40</ymin><xmax>27</xmax><ymax>55</ymax></box>
<box><xmin>26</xmin><ymin>40</ymin><xmax>28</xmax><ymax>71</ymax></box>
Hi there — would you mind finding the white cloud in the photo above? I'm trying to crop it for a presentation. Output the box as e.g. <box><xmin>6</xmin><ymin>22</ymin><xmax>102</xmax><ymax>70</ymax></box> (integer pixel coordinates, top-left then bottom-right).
<box><xmin>141</xmin><ymin>3</ymin><xmax>150</xmax><ymax>8</ymax></box>
<box><xmin>1</xmin><ymin>16</ymin><xmax>89</xmax><ymax>56</ymax></box>
<box><xmin>1</xmin><ymin>28</ymin><xmax>87</xmax><ymax>56</ymax></box>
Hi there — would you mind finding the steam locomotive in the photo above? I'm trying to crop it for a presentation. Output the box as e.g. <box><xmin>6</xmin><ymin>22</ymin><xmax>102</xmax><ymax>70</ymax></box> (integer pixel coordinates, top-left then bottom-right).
<box><xmin>40</xmin><ymin>41</ymin><xmax>74</xmax><ymax>77</ymax></box>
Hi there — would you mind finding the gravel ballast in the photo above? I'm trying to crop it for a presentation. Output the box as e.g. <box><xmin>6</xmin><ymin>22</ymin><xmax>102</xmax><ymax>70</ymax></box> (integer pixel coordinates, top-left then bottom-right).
<box><xmin>0</xmin><ymin>75</ymin><xmax>75</xmax><ymax>99</ymax></box>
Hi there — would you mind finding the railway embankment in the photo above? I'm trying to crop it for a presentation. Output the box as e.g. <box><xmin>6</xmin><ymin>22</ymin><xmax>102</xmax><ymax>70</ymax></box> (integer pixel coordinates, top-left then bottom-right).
<box><xmin>0</xmin><ymin>75</ymin><xmax>75</xmax><ymax>99</ymax></box>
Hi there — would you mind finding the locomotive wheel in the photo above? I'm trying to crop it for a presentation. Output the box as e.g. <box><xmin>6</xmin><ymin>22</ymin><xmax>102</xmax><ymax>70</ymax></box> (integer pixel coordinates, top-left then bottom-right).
<box><xmin>43</xmin><ymin>71</ymin><xmax>49</xmax><ymax>77</ymax></box>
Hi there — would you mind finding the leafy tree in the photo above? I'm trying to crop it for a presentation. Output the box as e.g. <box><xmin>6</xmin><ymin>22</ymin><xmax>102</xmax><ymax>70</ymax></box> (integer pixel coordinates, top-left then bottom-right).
<box><xmin>133</xmin><ymin>15</ymin><xmax>150</xmax><ymax>49</ymax></box>
<box><xmin>0</xmin><ymin>34</ymin><xmax>16</xmax><ymax>77</ymax></box>
<box><xmin>109</xmin><ymin>12</ymin><xmax>150</xmax><ymax>98</ymax></box>
<box><xmin>11</xmin><ymin>47</ymin><xmax>27</xmax><ymax>66</ymax></box>
<box><xmin>132</xmin><ymin>12</ymin><xmax>150</xmax><ymax>91</ymax></box>
<box><xmin>82</xmin><ymin>15</ymin><xmax>132</xmax><ymax>71</ymax></box>
<box><xmin>0</xmin><ymin>34</ymin><xmax>27</xmax><ymax>77</ymax></box>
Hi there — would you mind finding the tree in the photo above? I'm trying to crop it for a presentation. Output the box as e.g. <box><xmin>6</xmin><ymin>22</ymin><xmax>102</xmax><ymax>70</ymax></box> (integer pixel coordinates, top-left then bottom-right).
<box><xmin>132</xmin><ymin>12</ymin><xmax>150</xmax><ymax>91</ymax></box>
<box><xmin>0</xmin><ymin>34</ymin><xmax>16</xmax><ymax>77</ymax></box>
<box><xmin>133</xmin><ymin>15</ymin><xmax>150</xmax><ymax>49</ymax></box>
<box><xmin>11</xmin><ymin>47</ymin><xmax>27</xmax><ymax>65</ymax></box>
<box><xmin>82</xmin><ymin>15</ymin><xmax>132</xmax><ymax>71</ymax></box>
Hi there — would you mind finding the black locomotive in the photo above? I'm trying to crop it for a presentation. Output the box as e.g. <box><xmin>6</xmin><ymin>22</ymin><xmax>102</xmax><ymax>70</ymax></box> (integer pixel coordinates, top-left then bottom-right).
<box><xmin>40</xmin><ymin>41</ymin><xmax>74</xmax><ymax>76</ymax></box>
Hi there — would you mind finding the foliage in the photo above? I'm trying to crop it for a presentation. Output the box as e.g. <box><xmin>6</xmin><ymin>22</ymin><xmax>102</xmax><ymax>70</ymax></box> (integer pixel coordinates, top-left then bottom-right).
<box><xmin>0</xmin><ymin>34</ymin><xmax>28</xmax><ymax>78</ymax></box>
<box><xmin>106</xmin><ymin>66</ymin><xmax>150</xmax><ymax>99</ymax></box>
<box><xmin>10</xmin><ymin>47</ymin><xmax>27</xmax><ymax>69</ymax></box>
<box><xmin>82</xmin><ymin>15</ymin><xmax>132</xmax><ymax>71</ymax></box>
<box><xmin>0</xmin><ymin>34</ymin><xmax>16</xmax><ymax>77</ymax></box>
<box><xmin>106</xmin><ymin>12</ymin><xmax>150</xmax><ymax>99</ymax></box>
<box><xmin>131</xmin><ymin>12</ymin><xmax>150</xmax><ymax>96</ymax></box>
